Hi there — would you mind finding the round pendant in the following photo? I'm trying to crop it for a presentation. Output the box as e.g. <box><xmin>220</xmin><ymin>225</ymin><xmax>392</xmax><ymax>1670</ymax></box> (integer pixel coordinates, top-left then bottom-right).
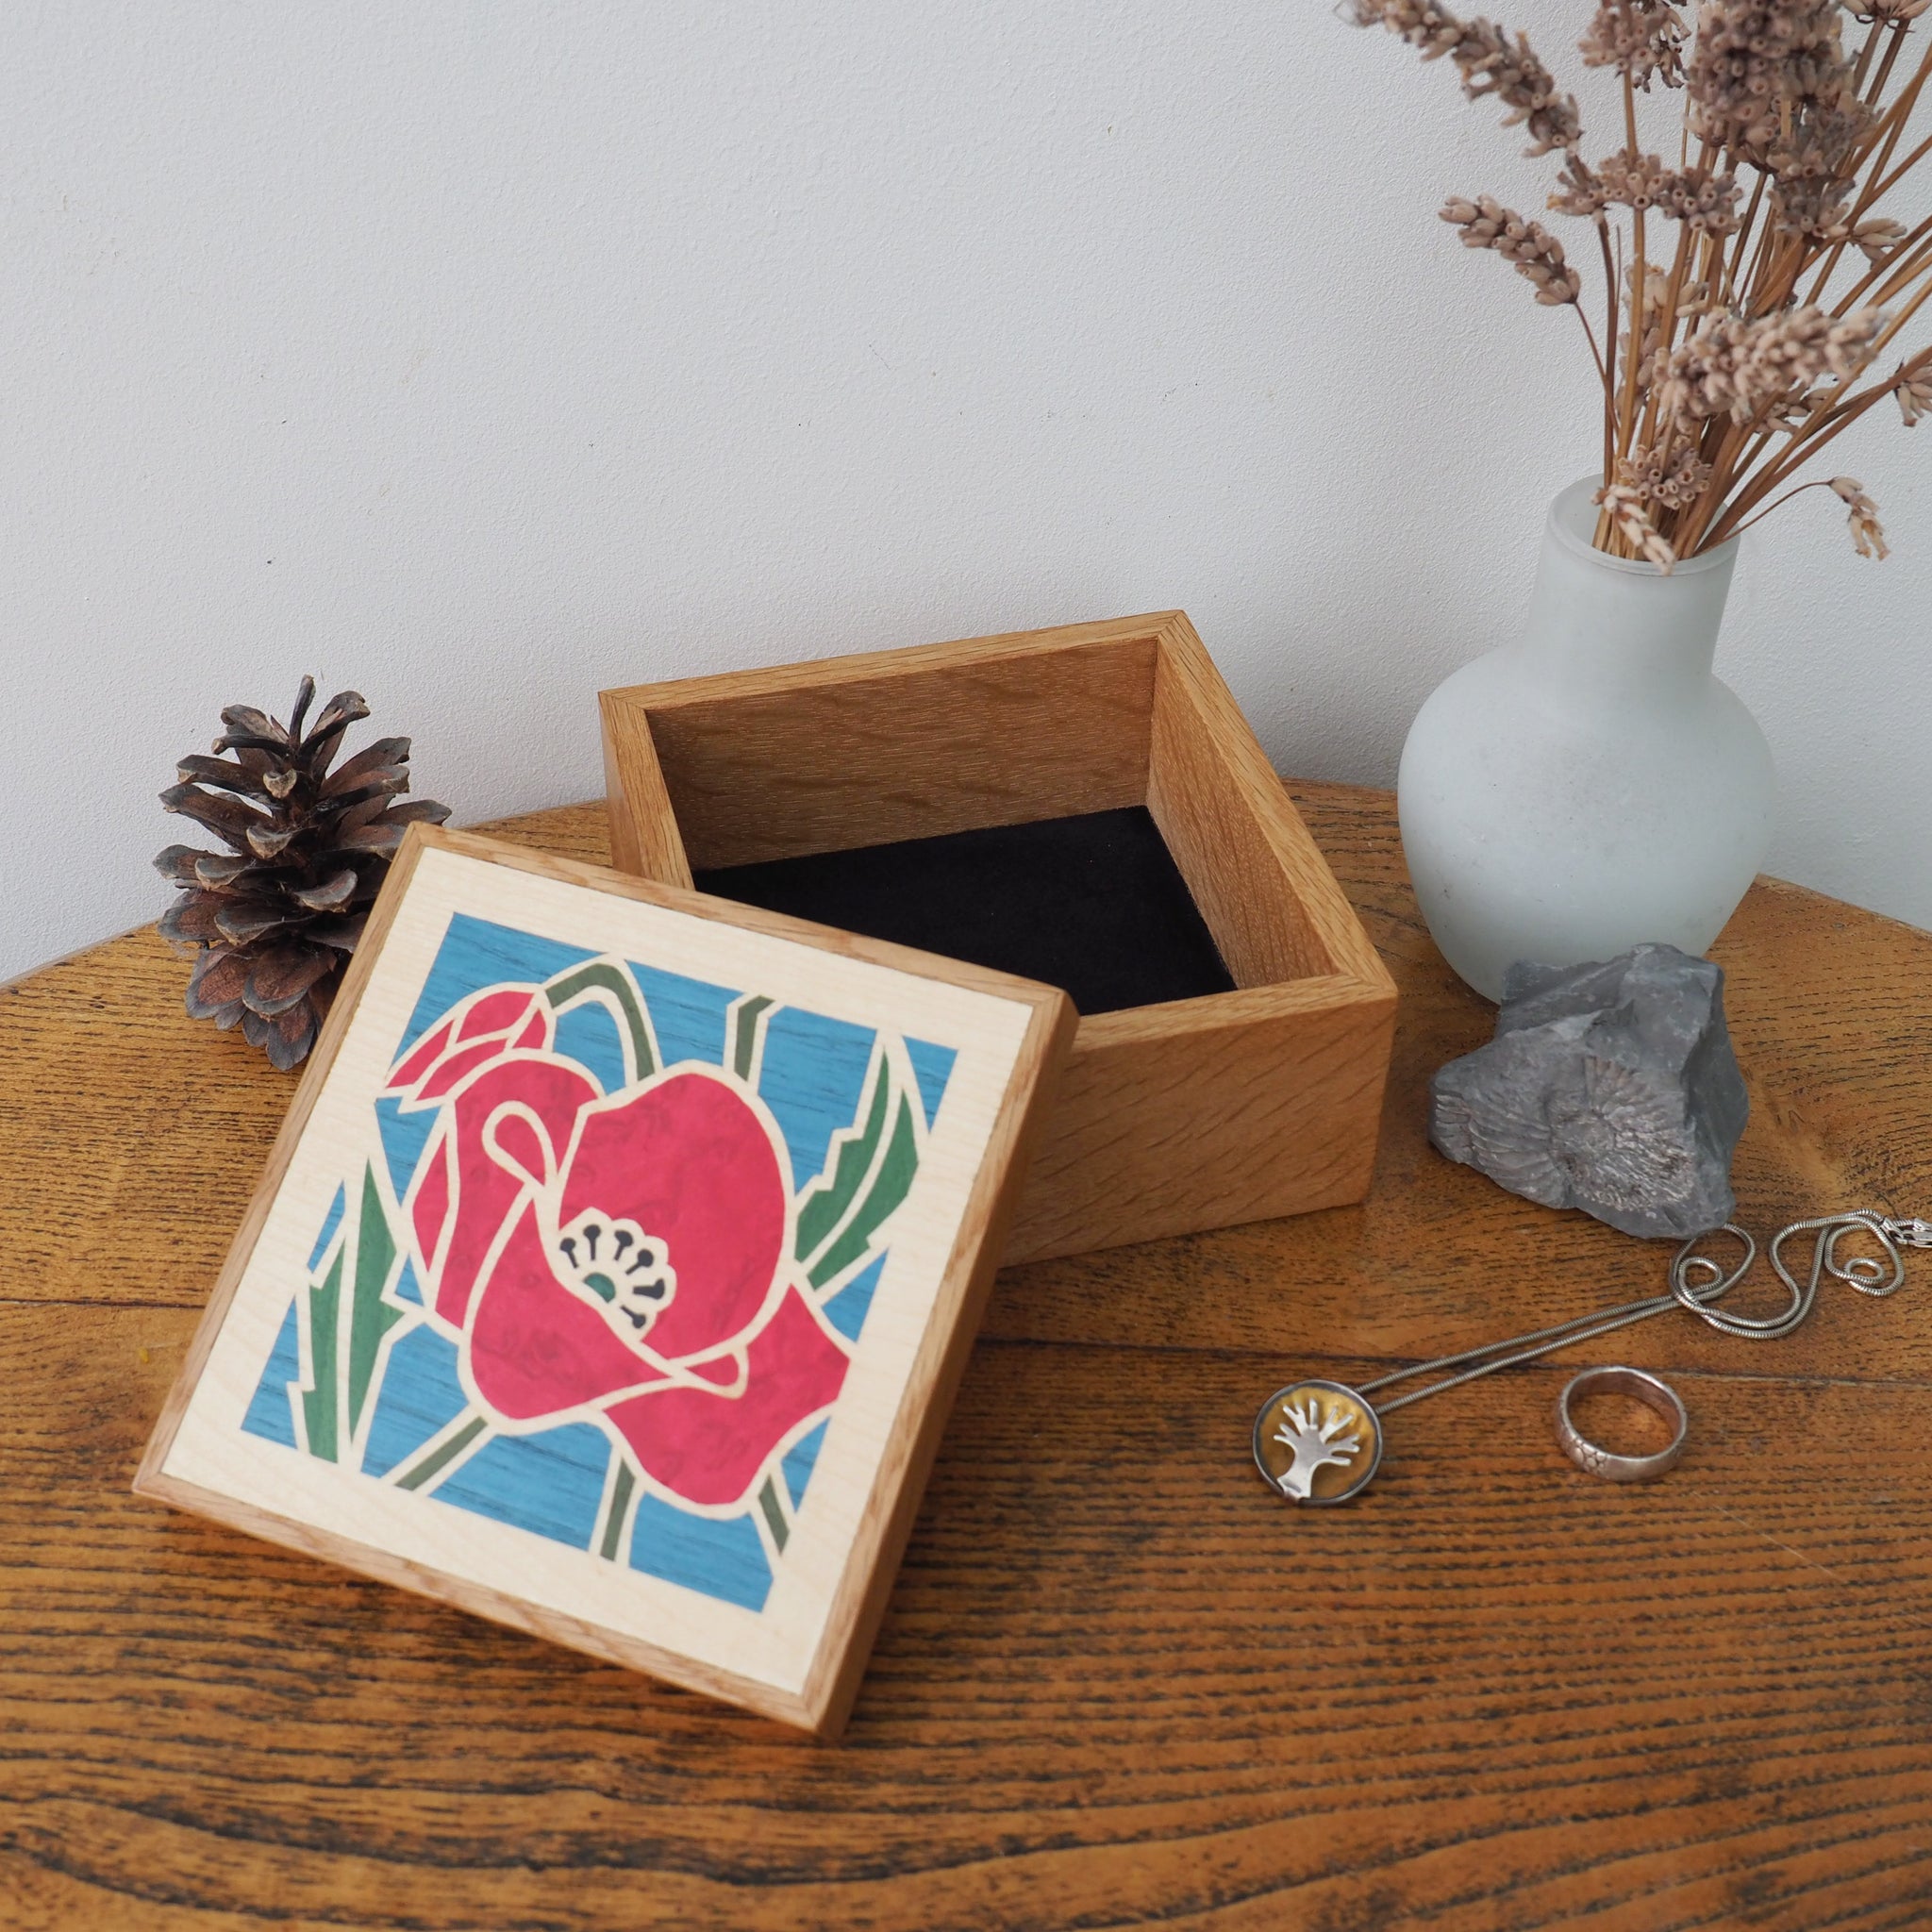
<box><xmin>1252</xmin><ymin>1379</ymin><xmax>1383</xmax><ymax>1506</ymax></box>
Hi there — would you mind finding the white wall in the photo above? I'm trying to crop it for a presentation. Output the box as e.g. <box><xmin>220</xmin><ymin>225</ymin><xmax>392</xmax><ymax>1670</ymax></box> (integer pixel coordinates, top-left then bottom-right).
<box><xmin>3</xmin><ymin>0</ymin><xmax>1925</xmax><ymax>986</ymax></box>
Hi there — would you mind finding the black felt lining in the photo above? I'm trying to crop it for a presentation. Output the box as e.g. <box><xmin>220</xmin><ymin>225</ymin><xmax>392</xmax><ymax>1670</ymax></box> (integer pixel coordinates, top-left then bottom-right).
<box><xmin>692</xmin><ymin>806</ymin><xmax>1236</xmax><ymax>1017</ymax></box>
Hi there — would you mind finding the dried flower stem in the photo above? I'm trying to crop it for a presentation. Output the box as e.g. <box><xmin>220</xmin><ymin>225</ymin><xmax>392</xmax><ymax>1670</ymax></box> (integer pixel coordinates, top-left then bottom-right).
<box><xmin>1830</xmin><ymin>211</ymin><xmax>1932</xmax><ymax>313</ymax></box>
<box><xmin>1869</xmin><ymin>125</ymin><xmax>1932</xmax><ymax>206</ymax></box>
<box><xmin>1600</xmin><ymin>220</ymin><xmax>1621</xmax><ymax>487</ymax></box>
<box><xmin>1721</xmin><ymin>474</ymin><xmax>1887</xmax><ymax>554</ymax></box>
<box><xmin>1597</xmin><ymin>481</ymin><xmax>1679</xmax><ymax>565</ymax></box>
<box><xmin>1850</xmin><ymin>19</ymin><xmax>1888</xmax><ymax>98</ymax></box>
<box><xmin>1721</xmin><ymin>476</ymin><xmax>1832</xmax><ymax>537</ymax></box>
<box><xmin>1641</xmin><ymin>201</ymin><xmax>1704</xmax><ymax>447</ymax></box>
<box><xmin>1861</xmin><ymin>38</ymin><xmax>1932</xmax><ymax>160</ymax></box>
<box><xmin>1897</xmin><ymin>351</ymin><xmax>1932</xmax><ymax>423</ymax></box>
<box><xmin>1718</xmin><ymin>305</ymin><xmax>1932</xmax><ymax>524</ymax></box>
<box><xmin>1806</xmin><ymin>44</ymin><xmax>1932</xmax><ymax>301</ymax></box>
<box><xmin>1703</xmin><ymin>319</ymin><xmax>1932</xmax><ymax>542</ymax></box>
<box><xmin>1869</xmin><ymin>233</ymin><xmax>1932</xmax><ymax>307</ymax></box>
<box><xmin>1345</xmin><ymin>0</ymin><xmax>1932</xmax><ymax>563</ymax></box>
<box><xmin>1720</xmin><ymin>172</ymin><xmax>1767</xmax><ymax>308</ymax></box>
<box><xmin>1863</xmin><ymin>25</ymin><xmax>1910</xmax><ymax>108</ymax></box>
<box><xmin>1621</xmin><ymin>79</ymin><xmax>1648</xmax><ymax>451</ymax></box>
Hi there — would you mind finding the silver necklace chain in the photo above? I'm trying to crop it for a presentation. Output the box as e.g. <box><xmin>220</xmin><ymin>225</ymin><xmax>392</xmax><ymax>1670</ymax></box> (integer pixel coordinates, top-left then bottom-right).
<box><xmin>1359</xmin><ymin>1211</ymin><xmax>1931</xmax><ymax>1417</ymax></box>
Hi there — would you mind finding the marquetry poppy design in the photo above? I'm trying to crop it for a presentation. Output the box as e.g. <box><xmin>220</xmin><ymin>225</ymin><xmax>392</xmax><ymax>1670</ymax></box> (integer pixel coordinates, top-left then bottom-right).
<box><xmin>241</xmin><ymin>912</ymin><xmax>959</xmax><ymax>1611</ymax></box>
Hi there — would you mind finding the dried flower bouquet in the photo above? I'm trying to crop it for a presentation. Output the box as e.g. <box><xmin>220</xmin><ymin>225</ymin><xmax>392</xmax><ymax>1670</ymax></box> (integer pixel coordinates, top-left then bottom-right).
<box><xmin>1348</xmin><ymin>0</ymin><xmax>1932</xmax><ymax>567</ymax></box>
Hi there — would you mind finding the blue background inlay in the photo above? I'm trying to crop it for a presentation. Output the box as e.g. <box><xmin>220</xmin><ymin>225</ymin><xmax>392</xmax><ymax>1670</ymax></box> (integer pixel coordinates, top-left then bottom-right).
<box><xmin>551</xmin><ymin>1000</ymin><xmax>629</xmax><ymax>1094</ymax></box>
<box><xmin>627</xmin><ymin>961</ymin><xmax>739</xmax><ymax>1070</ymax></box>
<box><xmin>306</xmin><ymin>1184</ymin><xmax>346</xmax><ymax>1272</ymax></box>
<box><xmin>240</xmin><ymin>1300</ymin><xmax>301</xmax><ymax>1449</ymax></box>
<box><xmin>821</xmin><ymin>1251</ymin><xmax>888</xmax><ymax>1344</ymax></box>
<box><xmin>375</xmin><ymin>1096</ymin><xmax>439</xmax><ymax>1200</ymax></box>
<box><xmin>628</xmin><ymin>1491</ymin><xmax>772</xmax><ymax>1611</ymax></box>
<box><xmin>905</xmin><ymin>1038</ymin><xmax>958</xmax><ymax>1128</ymax></box>
<box><xmin>757</xmin><ymin>1008</ymin><xmax>875</xmax><ymax>1190</ymax></box>
<box><xmin>396</xmin><ymin>913</ymin><xmax>595</xmax><ymax>1058</ymax></box>
<box><xmin>358</xmin><ymin>1324</ymin><xmax>469</xmax><ymax>1477</ymax></box>
<box><xmin>782</xmin><ymin>1419</ymin><xmax>829</xmax><ymax>1510</ymax></box>
<box><xmin>435</xmin><ymin>1423</ymin><xmax>611</xmax><ymax>1550</ymax></box>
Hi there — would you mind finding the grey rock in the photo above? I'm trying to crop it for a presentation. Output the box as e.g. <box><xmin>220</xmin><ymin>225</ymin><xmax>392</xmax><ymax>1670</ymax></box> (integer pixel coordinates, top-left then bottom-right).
<box><xmin>1429</xmin><ymin>942</ymin><xmax>1749</xmax><ymax>1240</ymax></box>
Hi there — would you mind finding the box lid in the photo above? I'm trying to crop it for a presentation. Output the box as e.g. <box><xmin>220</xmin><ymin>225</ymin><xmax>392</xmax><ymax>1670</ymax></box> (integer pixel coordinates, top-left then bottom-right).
<box><xmin>137</xmin><ymin>824</ymin><xmax>1076</xmax><ymax>1736</ymax></box>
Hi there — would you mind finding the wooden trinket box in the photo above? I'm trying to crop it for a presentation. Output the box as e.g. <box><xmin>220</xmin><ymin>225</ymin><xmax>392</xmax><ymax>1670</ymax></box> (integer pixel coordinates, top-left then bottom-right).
<box><xmin>600</xmin><ymin>612</ymin><xmax>1396</xmax><ymax>1262</ymax></box>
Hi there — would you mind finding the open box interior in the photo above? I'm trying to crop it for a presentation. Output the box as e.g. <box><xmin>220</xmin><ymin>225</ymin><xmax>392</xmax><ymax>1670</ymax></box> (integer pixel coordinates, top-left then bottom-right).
<box><xmin>692</xmin><ymin>808</ymin><xmax>1234</xmax><ymax>1016</ymax></box>
<box><xmin>603</xmin><ymin>624</ymin><xmax>1344</xmax><ymax>1016</ymax></box>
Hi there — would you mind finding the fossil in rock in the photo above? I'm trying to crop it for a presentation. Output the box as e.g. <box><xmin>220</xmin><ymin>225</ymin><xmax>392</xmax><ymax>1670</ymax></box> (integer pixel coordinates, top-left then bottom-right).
<box><xmin>1429</xmin><ymin>943</ymin><xmax>1749</xmax><ymax>1240</ymax></box>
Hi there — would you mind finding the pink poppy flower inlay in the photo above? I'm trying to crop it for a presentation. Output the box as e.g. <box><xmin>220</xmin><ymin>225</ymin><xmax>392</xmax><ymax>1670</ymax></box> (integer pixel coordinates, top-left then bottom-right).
<box><xmin>388</xmin><ymin>986</ymin><xmax>852</xmax><ymax>1513</ymax></box>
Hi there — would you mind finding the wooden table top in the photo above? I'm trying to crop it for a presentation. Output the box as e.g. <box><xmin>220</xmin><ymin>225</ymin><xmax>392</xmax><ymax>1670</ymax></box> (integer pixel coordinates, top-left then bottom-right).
<box><xmin>5</xmin><ymin>782</ymin><xmax>1931</xmax><ymax>1929</ymax></box>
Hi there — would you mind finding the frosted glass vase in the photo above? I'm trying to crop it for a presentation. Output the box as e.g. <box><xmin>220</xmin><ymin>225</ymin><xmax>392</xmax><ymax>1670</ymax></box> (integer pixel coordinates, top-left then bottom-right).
<box><xmin>1397</xmin><ymin>476</ymin><xmax>1775</xmax><ymax>1001</ymax></box>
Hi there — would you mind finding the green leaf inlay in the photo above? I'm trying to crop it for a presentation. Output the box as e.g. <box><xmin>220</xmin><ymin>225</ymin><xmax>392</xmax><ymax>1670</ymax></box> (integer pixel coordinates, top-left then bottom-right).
<box><xmin>599</xmin><ymin>1460</ymin><xmax>637</xmax><ymax>1561</ymax></box>
<box><xmin>393</xmin><ymin>1412</ymin><xmax>488</xmax><ymax>1491</ymax></box>
<box><xmin>808</xmin><ymin>1096</ymin><xmax>919</xmax><ymax>1289</ymax></box>
<box><xmin>732</xmin><ymin>994</ymin><xmax>774</xmax><ymax>1079</ymax></box>
<box><xmin>300</xmin><ymin>1250</ymin><xmax>344</xmax><ymax>1463</ymax></box>
<box><xmin>544</xmin><ymin>960</ymin><xmax>655</xmax><ymax>1078</ymax></box>
<box><xmin>794</xmin><ymin>1058</ymin><xmax>891</xmax><ymax>1262</ymax></box>
<box><xmin>347</xmin><ymin>1164</ymin><xmax>403</xmax><ymax>1436</ymax></box>
<box><xmin>757</xmin><ymin>1474</ymin><xmax>791</xmax><ymax>1552</ymax></box>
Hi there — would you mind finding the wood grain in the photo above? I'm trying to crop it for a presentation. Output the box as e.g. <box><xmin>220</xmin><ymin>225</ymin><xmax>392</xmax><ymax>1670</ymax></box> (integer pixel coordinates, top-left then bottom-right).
<box><xmin>597</xmin><ymin>698</ymin><xmax>692</xmax><ymax>888</ymax></box>
<box><xmin>1148</xmin><ymin>614</ymin><xmax>1367</xmax><ymax>990</ymax></box>
<box><xmin>5</xmin><ymin>785</ymin><xmax>1932</xmax><ymax>1926</ymax></box>
<box><xmin>1015</xmin><ymin>981</ymin><xmax>1398</xmax><ymax>1259</ymax></box>
<box><xmin>601</xmin><ymin>614</ymin><xmax>1396</xmax><ymax>1263</ymax></box>
<box><xmin>603</xmin><ymin>616</ymin><xmax>1161</xmax><ymax>870</ymax></box>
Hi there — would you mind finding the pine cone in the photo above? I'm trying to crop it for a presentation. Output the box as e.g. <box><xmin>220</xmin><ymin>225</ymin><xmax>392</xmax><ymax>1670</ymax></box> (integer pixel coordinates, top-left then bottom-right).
<box><xmin>156</xmin><ymin>677</ymin><xmax>451</xmax><ymax>1071</ymax></box>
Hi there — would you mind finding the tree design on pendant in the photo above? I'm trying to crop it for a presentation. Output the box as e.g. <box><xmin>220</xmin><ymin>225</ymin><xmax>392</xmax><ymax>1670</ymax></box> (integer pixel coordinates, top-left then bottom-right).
<box><xmin>1272</xmin><ymin>1395</ymin><xmax>1362</xmax><ymax>1500</ymax></box>
<box><xmin>1252</xmin><ymin>1378</ymin><xmax>1383</xmax><ymax>1507</ymax></box>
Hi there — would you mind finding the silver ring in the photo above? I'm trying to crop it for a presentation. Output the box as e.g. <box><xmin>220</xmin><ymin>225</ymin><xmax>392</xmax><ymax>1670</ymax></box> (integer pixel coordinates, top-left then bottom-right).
<box><xmin>1555</xmin><ymin>1366</ymin><xmax>1687</xmax><ymax>1482</ymax></box>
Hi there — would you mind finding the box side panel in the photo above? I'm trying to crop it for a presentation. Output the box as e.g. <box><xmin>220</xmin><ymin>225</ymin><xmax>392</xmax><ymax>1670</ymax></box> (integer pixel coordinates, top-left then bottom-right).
<box><xmin>603</xmin><ymin>612</ymin><xmax>1178</xmax><ymax>712</ymax></box>
<box><xmin>1146</xmin><ymin>618</ymin><xmax>1392</xmax><ymax>997</ymax></box>
<box><xmin>599</xmin><ymin>692</ymin><xmax>696</xmax><ymax>888</ymax></box>
<box><xmin>1004</xmin><ymin>988</ymin><xmax>1397</xmax><ymax>1264</ymax></box>
<box><xmin>637</xmin><ymin>635</ymin><xmax>1159</xmax><ymax>870</ymax></box>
